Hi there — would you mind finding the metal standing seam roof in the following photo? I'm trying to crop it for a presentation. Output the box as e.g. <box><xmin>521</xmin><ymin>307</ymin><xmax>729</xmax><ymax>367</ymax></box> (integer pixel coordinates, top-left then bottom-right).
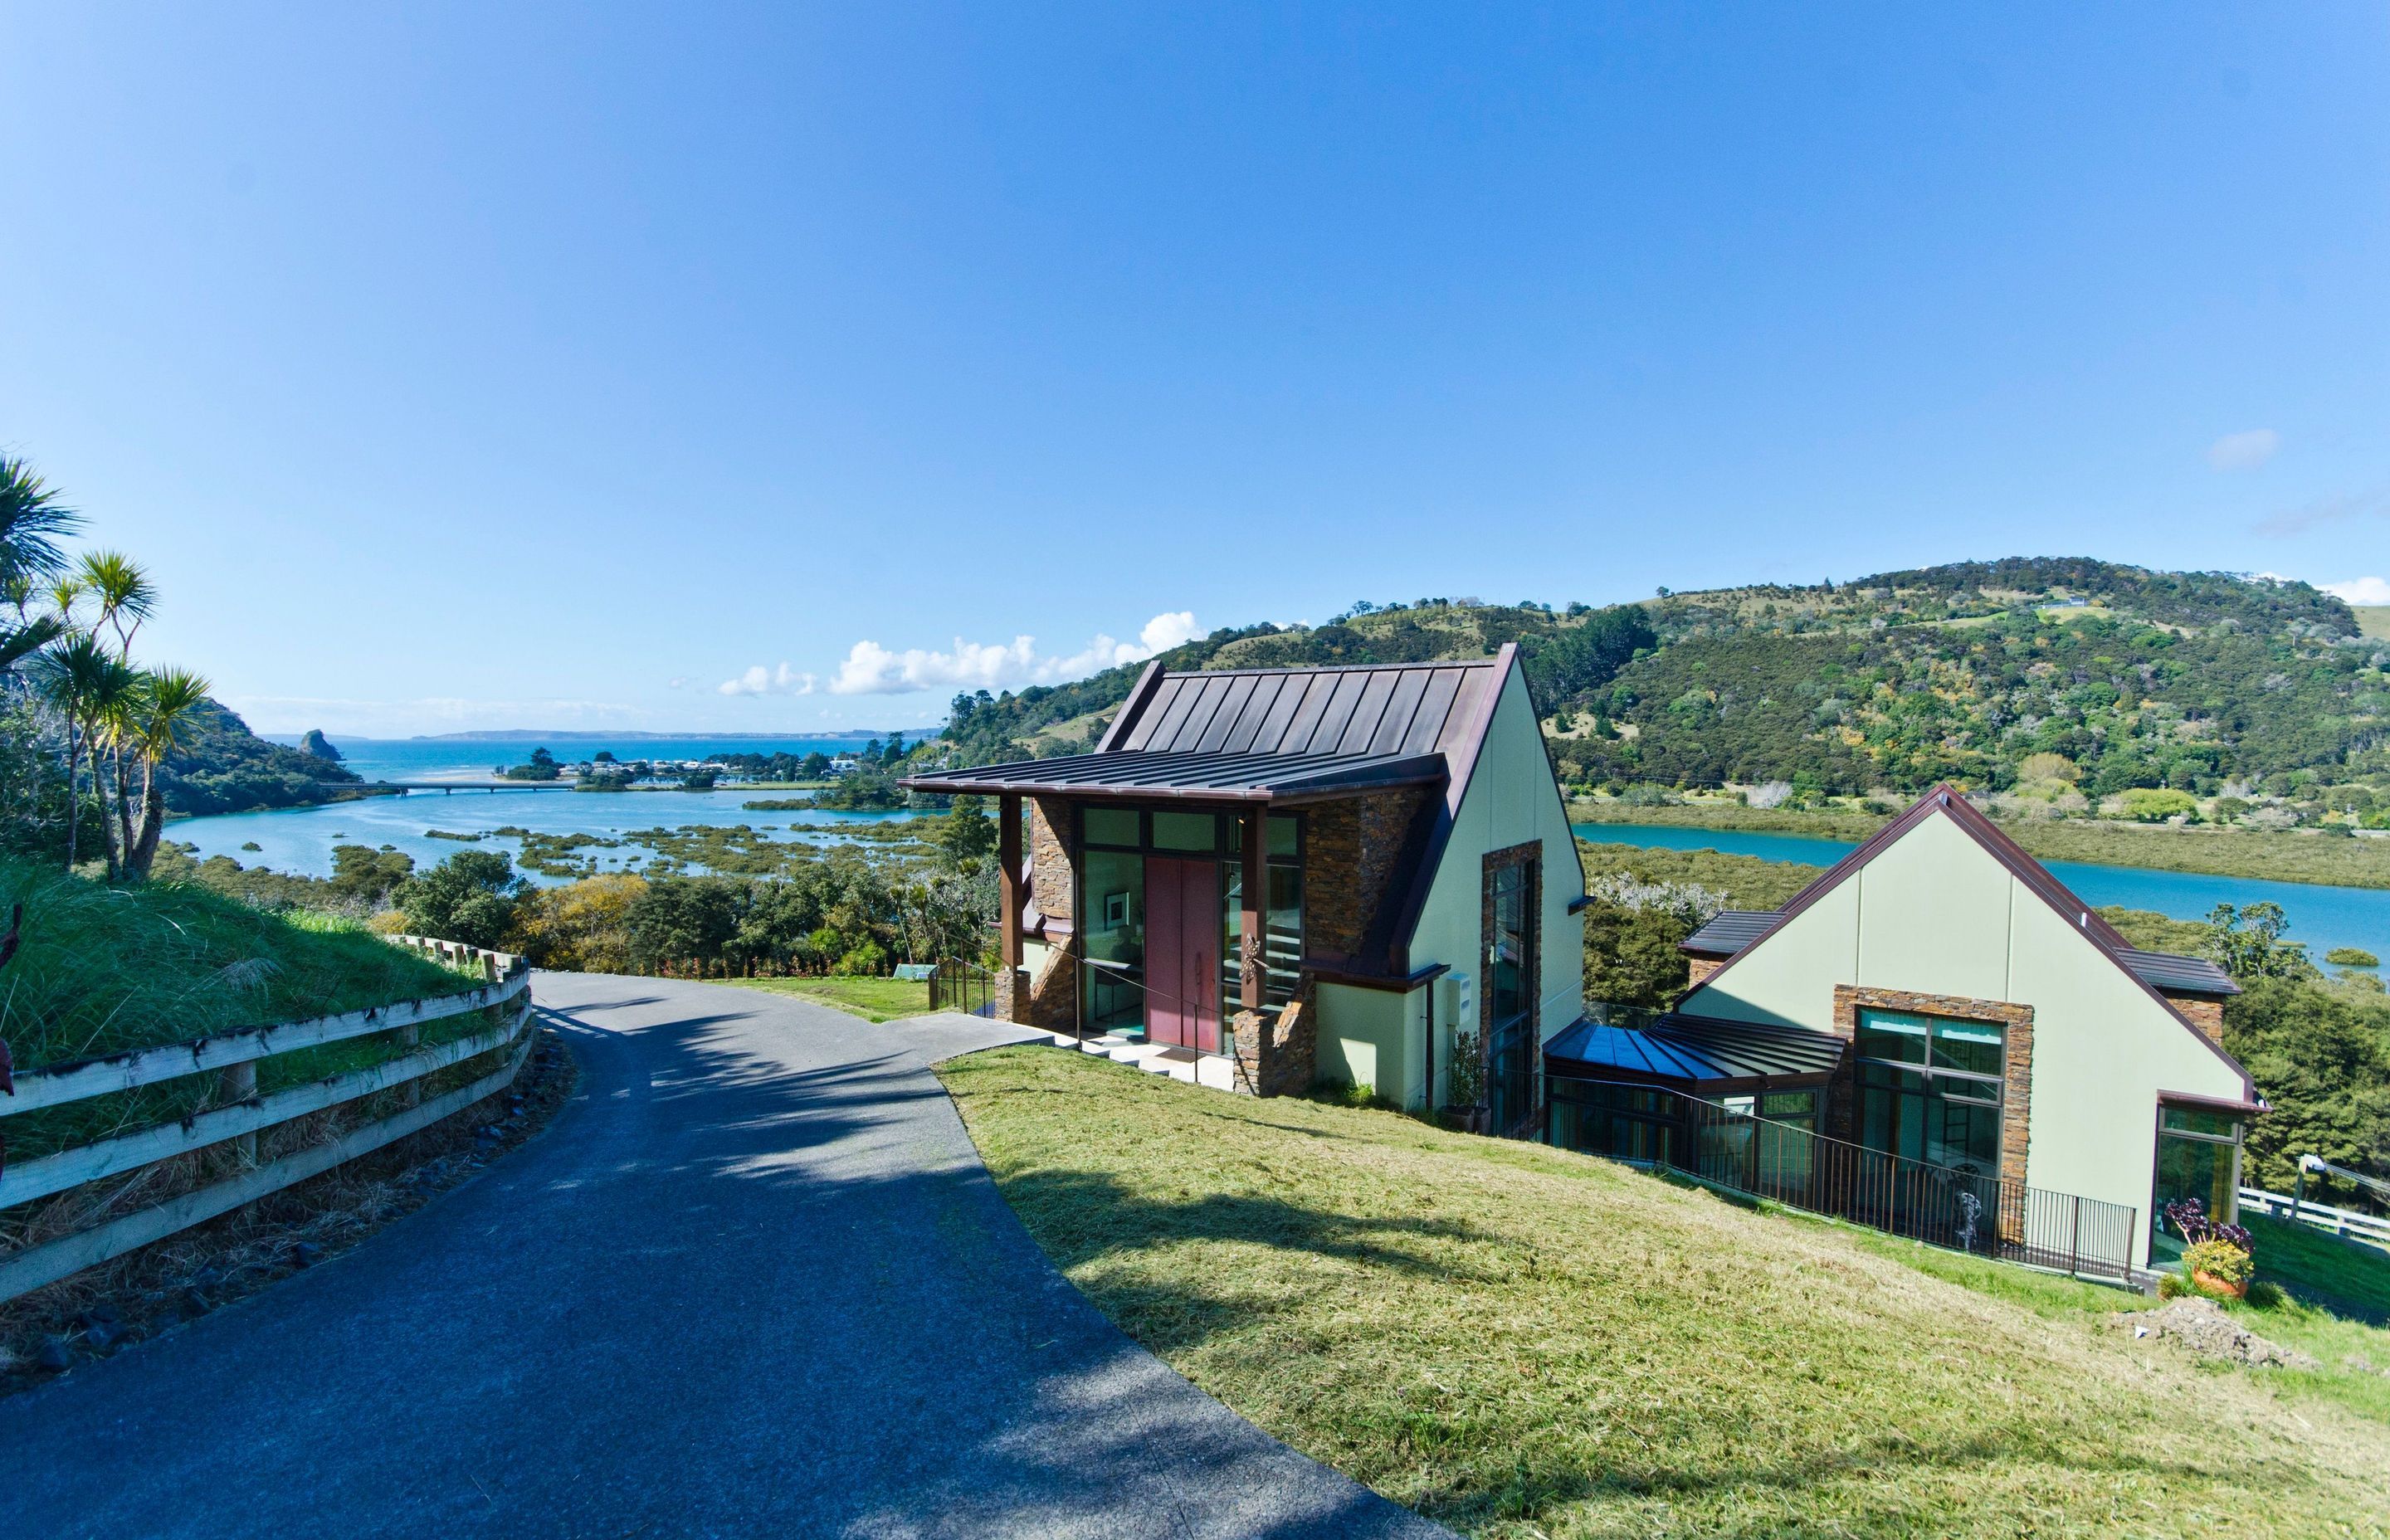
<box><xmin>1544</xmin><ymin>1012</ymin><xmax>1848</xmax><ymax>1086</ymax></box>
<box><xmin>1680</xmin><ymin>910</ymin><xmax>1778</xmax><ymax>956</ymax></box>
<box><xmin>1115</xmin><ymin>660</ymin><xmax>1500</xmax><ymax>760</ymax></box>
<box><xmin>896</xmin><ymin>747</ymin><xmax>1448</xmax><ymax>802</ymax></box>
<box><xmin>2113</xmin><ymin>948</ymin><xmax>2241</xmax><ymax>997</ymax></box>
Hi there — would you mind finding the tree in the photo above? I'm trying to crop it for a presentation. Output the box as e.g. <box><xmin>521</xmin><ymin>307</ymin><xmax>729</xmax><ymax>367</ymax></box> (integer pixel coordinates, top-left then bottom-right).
<box><xmin>35</xmin><ymin>632</ymin><xmax>136</xmax><ymax>874</ymax></box>
<box><xmin>2225</xmin><ymin>977</ymin><xmax>2390</xmax><ymax>1198</ymax></box>
<box><xmin>2200</xmin><ymin>903</ymin><xmax>2313</xmax><ymax>984</ymax></box>
<box><xmin>0</xmin><ymin>456</ymin><xmax>82</xmax><ymax>589</ymax></box>
<box><xmin>398</xmin><ymin>850</ymin><xmax>528</xmax><ymax>948</ymax></box>
<box><xmin>327</xmin><ymin>843</ymin><xmax>416</xmax><ymax>909</ymax></box>
<box><xmin>124</xmin><ymin>668</ymin><xmax>212</xmax><ymax>878</ymax></box>
<box><xmin>929</xmin><ymin>795</ymin><xmax>998</xmax><ymax>872</ymax></box>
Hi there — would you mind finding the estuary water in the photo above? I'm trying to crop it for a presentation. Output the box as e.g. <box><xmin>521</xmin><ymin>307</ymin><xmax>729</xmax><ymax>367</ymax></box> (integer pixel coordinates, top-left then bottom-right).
<box><xmin>172</xmin><ymin>787</ymin><xmax>917</xmax><ymax>882</ymax></box>
<box><xmin>165</xmin><ymin>784</ymin><xmax>2385</xmax><ymax>969</ymax></box>
<box><xmin>1573</xmin><ymin>823</ymin><xmax>2389</xmax><ymax>971</ymax></box>
<box><xmin>263</xmin><ymin>733</ymin><xmax>893</xmax><ymax>783</ymax></box>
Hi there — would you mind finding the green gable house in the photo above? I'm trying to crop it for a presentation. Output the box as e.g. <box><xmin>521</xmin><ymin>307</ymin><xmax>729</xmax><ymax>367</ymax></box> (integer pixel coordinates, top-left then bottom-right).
<box><xmin>900</xmin><ymin>646</ymin><xmax>1588</xmax><ymax>1133</ymax></box>
<box><xmin>1545</xmin><ymin>787</ymin><xmax>2256</xmax><ymax>1276</ymax></box>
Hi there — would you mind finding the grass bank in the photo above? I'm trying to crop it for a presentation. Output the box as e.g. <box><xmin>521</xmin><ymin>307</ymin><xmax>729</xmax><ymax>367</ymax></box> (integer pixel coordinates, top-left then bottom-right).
<box><xmin>1569</xmin><ymin>797</ymin><xmax>2390</xmax><ymax>889</ymax></box>
<box><xmin>0</xmin><ymin>859</ymin><xmax>487</xmax><ymax>1162</ymax></box>
<box><xmin>716</xmin><ymin>973</ymin><xmax>933</xmax><ymax>1022</ymax></box>
<box><xmin>942</xmin><ymin>1047</ymin><xmax>2390</xmax><ymax>1538</ymax></box>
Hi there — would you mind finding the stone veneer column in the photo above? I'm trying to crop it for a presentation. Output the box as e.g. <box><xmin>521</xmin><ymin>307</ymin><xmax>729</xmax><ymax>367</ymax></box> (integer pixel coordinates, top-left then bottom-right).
<box><xmin>1686</xmin><ymin>957</ymin><xmax>1724</xmax><ymax>987</ymax></box>
<box><xmin>1231</xmin><ymin>1000</ymin><xmax>1315</xmax><ymax>1098</ymax></box>
<box><xmin>2162</xmin><ymin>993</ymin><xmax>2227</xmax><ymax>1045</ymax></box>
<box><xmin>1831</xmin><ymin>985</ymin><xmax>2036</xmax><ymax>1194</ymax></box>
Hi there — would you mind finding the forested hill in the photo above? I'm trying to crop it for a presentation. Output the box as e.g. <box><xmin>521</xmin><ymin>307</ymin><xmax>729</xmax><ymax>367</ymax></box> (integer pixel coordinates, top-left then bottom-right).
<box><xmin>158</xmin><ymin>701</ymin><xmax>363</xmax><ymax>815</ymax></box>
<box><xmin>935</xmin><ymin>558</ymin><xmax>2386</xmax><ymax>798</ymax></box>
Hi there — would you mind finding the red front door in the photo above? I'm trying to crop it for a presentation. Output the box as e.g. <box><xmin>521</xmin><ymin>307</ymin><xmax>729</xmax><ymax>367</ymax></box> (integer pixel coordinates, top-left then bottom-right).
<box><xmin>1144</xmin><ymin>856</ymin><xmax>1220</xmax><ymax>1052</ymax></box>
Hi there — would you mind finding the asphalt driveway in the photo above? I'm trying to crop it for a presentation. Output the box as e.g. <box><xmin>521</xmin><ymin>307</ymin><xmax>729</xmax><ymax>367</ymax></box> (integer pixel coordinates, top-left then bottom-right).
<box><xmin>0</xmin><ymin>972</ymin><xmax>1446</xmax><ymax>1539</ymax></box>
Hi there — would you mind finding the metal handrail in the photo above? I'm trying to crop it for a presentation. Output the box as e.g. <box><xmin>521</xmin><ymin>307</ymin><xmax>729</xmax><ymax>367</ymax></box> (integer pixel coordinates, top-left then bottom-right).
<box><xmin>1546</xmin><ymin>1074</ymin><xmax>2139</xmax><ymax>1279</ymax></box>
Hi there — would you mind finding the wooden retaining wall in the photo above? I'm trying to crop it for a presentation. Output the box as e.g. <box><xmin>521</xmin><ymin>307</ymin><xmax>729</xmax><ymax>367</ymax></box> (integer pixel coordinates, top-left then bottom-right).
<box><xmin>0</xmin><ymin>937</ymin><xmax>537</xmax><ymax>1305</ymax></box>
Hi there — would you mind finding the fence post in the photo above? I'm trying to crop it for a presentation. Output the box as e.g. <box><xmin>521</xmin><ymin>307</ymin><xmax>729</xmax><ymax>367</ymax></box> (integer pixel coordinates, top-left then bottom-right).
<box><xmin>2070</xmin><ymin>1194</ymin><xmax>2082</xmax><ymax>1275</ymax></box>
<box><xmin>220</xmin><ymin>1061</ymin><xmax>258</xmax><ymax>1164</ymax></box>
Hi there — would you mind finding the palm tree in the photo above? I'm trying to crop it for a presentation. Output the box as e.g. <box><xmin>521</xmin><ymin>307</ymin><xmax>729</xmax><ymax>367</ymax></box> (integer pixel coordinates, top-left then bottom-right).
<box><xmin>126</xmin><ymin>668</ymin><xmax>209</xmax><ymax>879</ymax></box>
<box><xmin>77</xmin><ymin>552</ymin><xmax>157</xmax><ymax>857</ymax></box>
<box><xmin>0</xmin><ymin>456</ymin><xmax>81</xmax><ymax>590</ymax></box>
<box><xmin>35</xmin><ymin>633</ymin><xmax>135</xmax><ymax>873</ymax></box>
<box><xmin>77</xmin><ymin>551</ymin><xmax>155</xmax><ymax>662</ymax></box>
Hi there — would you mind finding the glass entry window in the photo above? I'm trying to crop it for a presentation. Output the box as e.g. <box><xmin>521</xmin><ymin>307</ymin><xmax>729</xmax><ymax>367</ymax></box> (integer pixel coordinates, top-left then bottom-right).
<box><xmin>1079</xmin><ymin>806</ymin><xmax>1302</xmax><ymax>1050</ymax></box>
<box><xmin>1485</xmin><ymin>859</ymin><xmax>1538</xmax><ymax>1134</ymax></box>
<box><xmin>1856</xmin><ymin>1009</ymin><xmax>2006</xmax><ymax>1179</ymax></box>
<box><xmin>2152</xmin><ymin>1106</ymin><xmax>2242</xmax><ymax>1259</ymax></box>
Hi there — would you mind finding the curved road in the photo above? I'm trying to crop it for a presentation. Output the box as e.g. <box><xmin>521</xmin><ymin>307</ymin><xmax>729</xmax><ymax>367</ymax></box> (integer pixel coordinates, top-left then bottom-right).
<box><xmin>3</xmin><ymin>973</ymin><xmax>1446</xmax><ymax>1540</ymax></box>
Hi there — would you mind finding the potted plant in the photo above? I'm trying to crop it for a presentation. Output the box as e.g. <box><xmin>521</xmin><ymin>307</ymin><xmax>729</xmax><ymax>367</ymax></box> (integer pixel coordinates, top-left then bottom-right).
<box><xmin>2163</xmin><ymin>1198</ymin><xmax>2256</xmax><ymax>1300</ymax></box>
<box><xmin>1443</xmin><ymin>1027</ymin><xmax>1488</xmax><ymax>1133</ymax></box>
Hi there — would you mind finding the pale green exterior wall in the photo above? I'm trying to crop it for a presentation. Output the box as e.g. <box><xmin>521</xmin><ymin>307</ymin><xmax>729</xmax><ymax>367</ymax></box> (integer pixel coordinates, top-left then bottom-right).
<box><xmin>1314</xmin><ymin>982</ymin><xmax>1427</xmax><ymax>1106</ymax></box>
<box><xmin>1677</xmin><ymin>807</ymin><xmax>2247</xmax><ymax>1267</ymax></box>
<box><xmin>1389</xmin><ymin>663</ymin><xmax>1588</xmax><ymax>1112</ymax></box>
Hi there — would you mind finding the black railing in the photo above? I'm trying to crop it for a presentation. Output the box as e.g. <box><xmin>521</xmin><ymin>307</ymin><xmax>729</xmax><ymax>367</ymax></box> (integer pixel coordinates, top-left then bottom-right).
<box><xmin>1547</xmin><ymin>1075</ymin><xmax>2138</xmax><ymax>1279</ymax></box>
<box><xmin>929</xmin><ymin>958</ymin><xmax>997</xmax><ymax>1019</ymax></box>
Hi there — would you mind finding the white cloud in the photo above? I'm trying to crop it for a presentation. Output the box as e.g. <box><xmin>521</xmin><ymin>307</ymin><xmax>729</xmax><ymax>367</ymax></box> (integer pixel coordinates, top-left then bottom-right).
<box><xmin>2206</xmin><ymin>428</ymin><xmax>2280</xmax><ymax>471</ymax></box>
<box><xmin>2322</xmin><ymin>577</ymin><xmax>2390</xmax><ymax>606</ymax></box>
<box><xmin>814</xmin><ymin>612</ymin><xmax>1202</xmax><ymax>697</ymax></box>
<box><xmin>1134</xmin><ymin>610</ymin><xmax>1202</xmax><ymax>654</ymax></box>
<box><xmin>715</xmin><ymin>663</ymin><xmax>816</xmax><ymax>698</ymax></box>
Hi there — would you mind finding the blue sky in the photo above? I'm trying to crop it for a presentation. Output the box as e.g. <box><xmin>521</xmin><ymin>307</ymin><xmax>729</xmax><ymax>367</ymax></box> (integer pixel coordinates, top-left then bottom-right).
<box><xmin>2</xmin><ymin>5</ymin><xmax>2383</xmax><ymax>737</ymax></box>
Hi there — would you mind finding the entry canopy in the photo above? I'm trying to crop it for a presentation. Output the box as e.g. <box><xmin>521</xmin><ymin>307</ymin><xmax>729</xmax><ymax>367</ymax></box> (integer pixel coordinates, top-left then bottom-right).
<box><xmin>900</xmin><ymin>748</ymin><xmax>1447</xmax><ymax>805</ymax></box>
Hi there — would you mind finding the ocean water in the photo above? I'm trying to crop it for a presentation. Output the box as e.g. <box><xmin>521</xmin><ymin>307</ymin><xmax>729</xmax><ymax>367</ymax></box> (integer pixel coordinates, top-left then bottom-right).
<box><xmin>173</xmin><ymin>786</ymin><xmax>918</xmax><ymax>885</ymax></box>
<box><xmin>264</xmin><ymin>733</ymin><xmax>909</xmax><ymax>783</ymax></box>
<box><xmin>1573</xmin><ymin>824</ymin><xmax>2389</xmax><ymax>970</ymax></box>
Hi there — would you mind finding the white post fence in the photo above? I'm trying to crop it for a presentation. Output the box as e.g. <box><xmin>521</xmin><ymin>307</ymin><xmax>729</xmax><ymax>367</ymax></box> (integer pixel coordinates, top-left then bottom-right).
<box><xmin>0</xmin><ymin>937</ymin><xmax>537</xmax><ymax>1305</ymax></box>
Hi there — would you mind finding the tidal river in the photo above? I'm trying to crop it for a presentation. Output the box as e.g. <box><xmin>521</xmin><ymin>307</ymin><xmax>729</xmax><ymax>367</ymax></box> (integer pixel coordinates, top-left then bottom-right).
<box><xmin>166</xmin><ymin>791</ymin><xmax>2385</xmax><ymax>970</ymax></box>
<box><xmin>1573</xmin><ymin>823</ymin><xmax>2388</xmax><ymax>972</ymax></box>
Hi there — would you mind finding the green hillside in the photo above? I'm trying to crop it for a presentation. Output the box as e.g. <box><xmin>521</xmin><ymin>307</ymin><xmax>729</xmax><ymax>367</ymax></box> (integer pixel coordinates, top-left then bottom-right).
<box><xmin>930</xmin><ymin>559</ymin><xmax>2388</xmax><ymax>810</ymax></box>
<box><xmin>155</xmin><ymin>699</ymin><xmax>366</xmax><ymax>816</ymax></box>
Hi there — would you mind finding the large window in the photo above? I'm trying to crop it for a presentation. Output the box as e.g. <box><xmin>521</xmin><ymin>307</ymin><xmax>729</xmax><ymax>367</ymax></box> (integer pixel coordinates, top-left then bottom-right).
<box><xmin>1485</xmin><ymin>858</ymin><xmax>1538</xmax><ymax>1135</ymax></box>
<box><xmin>1078</xmin><ymin>807</ymin><xmax>1303</xmax><ymax>1040</ymax></box>
<box><xmin>2152</xmin><ymin>1105</ymin><xmax>2241</xmax><ymax>1259</ymax></box>
<box><xmin>1855</xmin><ymin>1009</ymin><xmax>2006</xmax><ymax>1179</ymax></box>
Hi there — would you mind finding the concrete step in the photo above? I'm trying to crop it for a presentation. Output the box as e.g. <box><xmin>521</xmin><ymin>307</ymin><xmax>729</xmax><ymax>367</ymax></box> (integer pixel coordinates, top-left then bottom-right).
<box><xmin>1194</xmin><ymin>1056</ymin><xmax>1236</xmax><ymax>1092</ymax></box>
<box><xmin>1107</xmin><ymin>1041</ymin><xmax>1163</xmax><ymax>1064</ymax></box>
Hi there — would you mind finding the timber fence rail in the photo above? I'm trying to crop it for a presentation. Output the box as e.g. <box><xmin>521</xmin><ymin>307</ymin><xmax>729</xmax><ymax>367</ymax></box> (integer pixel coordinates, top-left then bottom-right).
<box><xmin>0</xmin><ymin>936</ymin><xmax>536</xmax><ymax>1305</ymax></box>
<box><xmin>2239</xmin><ymin>1187</ymin><xmax>2390</xmax><ymax>1250</ymax></box>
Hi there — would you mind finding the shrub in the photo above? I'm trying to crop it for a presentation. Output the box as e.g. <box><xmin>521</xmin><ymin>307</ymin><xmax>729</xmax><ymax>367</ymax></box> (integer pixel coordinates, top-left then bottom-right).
<box><xmin>2163</xmin><ymin>1196</ymin><xmax>2253</xmax><ymax>1252</ymax></box>
<box><xmin>832</xmin><ymin>940</ymin><xmax>889</xmax><ymax>976</ymax></box>
<box><xmin>2183</xmin><ymin>1238</ymin><xmax>2255</xmax><ymax>1293</ymax></box>
<box><xmin>2117</xmin><ymin>787</ymin><xmax>2198</xmax><ymax>822</ymax></box>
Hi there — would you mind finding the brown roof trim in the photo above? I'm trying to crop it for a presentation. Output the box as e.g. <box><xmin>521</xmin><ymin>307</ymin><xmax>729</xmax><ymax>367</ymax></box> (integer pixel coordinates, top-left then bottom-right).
<box><xmin>1095</xmin><ymin>661</ymin><xmax>1168</xmax><ymax>753</ymax></box>
<box><xmin>2158</xmin><ymin>1089</ymin><xmax>2270</xmax><ymax>1117</ymax></box>
<box><xmin>1681</xmin><ymin>785</ymin><xmax>2257</xmax><ymax>1104</ymax></box>
<box><xmin>1303</xmin><ymin>959</ymin><xmax>1451</xmax><ymax>992</ymax></box>
<box><xmin>1380</xmin><ymin>643</ymin><xmax>1518</xmax><ymax>973</ymax></box>
<box><xmin>1164</xmin><ymin>659</ymin><xmax>1500</xmax><ymax>680</ymax></box>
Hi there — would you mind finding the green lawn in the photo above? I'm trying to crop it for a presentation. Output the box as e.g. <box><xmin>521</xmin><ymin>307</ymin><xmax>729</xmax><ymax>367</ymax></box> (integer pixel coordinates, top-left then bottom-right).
<box><xmin>941</xmin><ymin>1047</ymin><xmax>2390</xmax><ymax>1539</ymax></box>
<box><xmin>717</xmin><ymin>973</ymin><xmax>933</xmax><ymax>1022</ymax></box>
